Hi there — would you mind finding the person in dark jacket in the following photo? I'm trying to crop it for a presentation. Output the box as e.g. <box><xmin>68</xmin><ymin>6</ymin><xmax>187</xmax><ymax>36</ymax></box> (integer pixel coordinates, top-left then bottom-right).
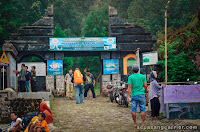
<box><xmin>31</xmin><ymin>66</ymin><xmax>37</xmax><ymax>92</ymax></box>
<box><xmin>84</xmin><ymin>69</ymin><xmax>96</xmax><ymax>99</ymax></box>
<box><xmin>13</xmin><ymin>64</ymin><xmax>26</xmax><ymax>92</ymax></box>
<box><xmin>148</xmin><ymin>71</ymin><xmax>166</xmax><ymax>119</ymax></box>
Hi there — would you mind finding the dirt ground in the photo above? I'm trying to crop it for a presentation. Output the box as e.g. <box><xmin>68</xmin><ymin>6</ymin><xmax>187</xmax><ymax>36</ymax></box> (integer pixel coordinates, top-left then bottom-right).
<box><xmin>52</xmin><ymin>96</ymin><xmax>200</xmax><ymax>132</ymax></box>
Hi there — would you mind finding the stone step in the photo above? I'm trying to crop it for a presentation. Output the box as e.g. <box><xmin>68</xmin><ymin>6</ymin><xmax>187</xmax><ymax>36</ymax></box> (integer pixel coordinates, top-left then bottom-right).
<box><xmin>13</xmin><ymin>44</ymin><xmax>49</xmax><ymax>51</ymax></box>
<box><xmin>17</xmin><ymin>92</ymin><xmax>50</xmax><ymax>101</ymax></box>
<box><xmin>10</xmin><ymin>36</ymin><xmax>50</xmax><ymax>42</ymax></box>
<box><xmin>117</xmin><ymin>43</ymin><xmax>153</xmax><ymax>51</ymax></box>
<box><xmin>20</xmin><ymin>26</ymin><xmax>54</xmax><ymax>29</ymax></box>
<box><xmin>110</xmin><ymin>33</ymin><xmax>151</xmax><ymax>36</ymax></box>
<box><xmin>15</xmin><ymin>28</ymin><xmax>53</xmax><ymax>36</ymax></box>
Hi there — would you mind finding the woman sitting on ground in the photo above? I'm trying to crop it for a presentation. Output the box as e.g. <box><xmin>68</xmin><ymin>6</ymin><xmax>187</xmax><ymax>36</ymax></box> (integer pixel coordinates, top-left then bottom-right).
<box><xmin>40</xmin><ymin>102</ymin><xmax>53</xmax><ymax>131</ymax></box>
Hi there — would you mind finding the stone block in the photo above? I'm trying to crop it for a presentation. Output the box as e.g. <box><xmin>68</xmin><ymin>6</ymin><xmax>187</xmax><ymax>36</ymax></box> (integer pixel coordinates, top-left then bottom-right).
<box><xmin>17</xmin><ymin>92</ymin><xmax>50</xmax><ymax>101</ymax></box>
<box><xmin>112</xmin><ymin>74</ymin><xmax>121</xmax><ymax>81</ymax></box>
<box><xmin>102</xmin><ymin>75</ymin><xmax>110</xmax><ymax>82</ymax></box>
<box><xmin>46</xmin><ymin>75</ymin><xmax>54</xmax><ymax>92</ymax></box>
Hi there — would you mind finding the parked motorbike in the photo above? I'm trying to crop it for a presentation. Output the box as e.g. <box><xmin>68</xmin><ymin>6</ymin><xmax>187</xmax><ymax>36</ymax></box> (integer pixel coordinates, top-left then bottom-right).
<box><xmin>118</xmin><ymin>83</ymin><xmax>129</xmax><ymax>107</ymax></box>
<box><xmin>107</xmin><ymin>82</ymin><xmax>114</xmax><ymax>102</ymax></box>
<box><xmin>113</xmin><ymin>86</ymin><xmax>120</xmax><ymax>103</ymax></box>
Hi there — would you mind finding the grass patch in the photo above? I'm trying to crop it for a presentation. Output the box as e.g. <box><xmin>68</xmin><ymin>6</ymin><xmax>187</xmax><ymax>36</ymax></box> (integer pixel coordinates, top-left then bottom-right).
<box><xmin>94</xmin><ymin>82</ymin><xmax>101</xmax><ymax>95</ymax></box>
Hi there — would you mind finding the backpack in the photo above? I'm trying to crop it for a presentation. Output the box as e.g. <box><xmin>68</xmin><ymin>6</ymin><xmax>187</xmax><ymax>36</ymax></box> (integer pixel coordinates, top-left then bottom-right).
<box><xmin>74</xmin><ymin>70</ymin><xmax>83</xmax><ymax>84</ymax></box>
<box><xmin>21</xmin><ymin>112</ymin><xmax>38</xmax><ymax>131</ymax></box>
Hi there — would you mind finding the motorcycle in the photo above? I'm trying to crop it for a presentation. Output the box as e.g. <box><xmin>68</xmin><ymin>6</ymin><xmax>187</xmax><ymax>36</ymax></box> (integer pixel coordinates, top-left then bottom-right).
<box><xmin>107</xmin><ymin>82</ymin><xmax>114</xmax><ymax>102</ymax></box>
<box><xmin>118</xmin><ymin>83</ymin><xmax>129</xmax><ymax>107</ymax></box>
<box><xmin>113</xmin><ymin>86</ymin><xmax>120</xmax><ymax>103</ymax></box>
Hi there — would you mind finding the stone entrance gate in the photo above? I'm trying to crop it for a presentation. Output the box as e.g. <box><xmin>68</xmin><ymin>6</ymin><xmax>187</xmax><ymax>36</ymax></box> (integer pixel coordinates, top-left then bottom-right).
<box><xmin>1</xmin><ymin>6</ymin><xmax>155</xmax><ymax>96</ymax></box>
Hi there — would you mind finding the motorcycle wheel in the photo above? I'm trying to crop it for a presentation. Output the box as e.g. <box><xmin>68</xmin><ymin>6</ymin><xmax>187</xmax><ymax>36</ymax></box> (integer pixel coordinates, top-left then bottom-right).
<box><xmin>118</xmin><ymin>95</ymin><xmax>122</xmax><ymax>106</ymax></box>
<box><xmin>115</xmin><ymin>96</ymin><xmax>119</xmax><ymax>103</ymax></box>
<box><xmin>124</xmin><ymin>98</ymin><xmax>129</xmax><ymax>107</ymax></box>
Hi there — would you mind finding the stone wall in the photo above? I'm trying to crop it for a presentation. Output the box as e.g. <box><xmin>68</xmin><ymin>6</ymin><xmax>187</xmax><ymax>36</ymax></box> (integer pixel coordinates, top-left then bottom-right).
<box><xmin>0</xmin><ymin>91</ymin><xmax>43</xmax><ymax>123</ymax></box>
<box><xmin>6</xmin><ymin>52</ymin><xmax>16</xmax><ymax>89</ymax></box>
<box><xmin>101</xmin><ymin>75</ymin><xmax>111</xmax><ymax>96</ymax></box>
<box><xmin>46</xmin><ymin>75</ymin><xmax>54</xmax><ymax>92</ymax></box>
<box><xmin>55</xmin><ymin>75</ymin><xmax>65</xmax><ymax>96</ymax></box>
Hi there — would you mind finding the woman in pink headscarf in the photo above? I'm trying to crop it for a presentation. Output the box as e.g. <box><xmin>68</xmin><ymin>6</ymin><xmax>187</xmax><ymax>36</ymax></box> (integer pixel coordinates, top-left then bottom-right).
<box><xmin>40</xmin><ymin>102</ymin><xmax>54</xmax><ymax>131</ymax></box>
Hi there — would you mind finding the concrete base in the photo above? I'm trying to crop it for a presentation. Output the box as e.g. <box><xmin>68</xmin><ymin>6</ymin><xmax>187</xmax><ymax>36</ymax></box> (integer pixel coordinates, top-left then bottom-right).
<box><xmin>17</xmin><ymin>92</ymin><xmax>50</xmax><ymax>101</ymax></box>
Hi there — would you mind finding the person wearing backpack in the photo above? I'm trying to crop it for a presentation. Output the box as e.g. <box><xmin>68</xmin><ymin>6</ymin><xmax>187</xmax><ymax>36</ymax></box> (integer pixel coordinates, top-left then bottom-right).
<box><xmin>64</xmin><ymin>69</ymin><xmax>74</xmax><ymax>99</ymax></box>
<box><xmin>73</xmin><ymin>68</ymin><xmax>84</xmax><ymax>104</ymax></box>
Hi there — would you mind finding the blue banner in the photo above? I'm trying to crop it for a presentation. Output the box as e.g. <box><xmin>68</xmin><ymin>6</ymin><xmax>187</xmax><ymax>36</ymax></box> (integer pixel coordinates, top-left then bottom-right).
<box><xmin>47</xmin><ymin>60</ymin><xmax>63</xmax><ymax>75</ymax></box>
<box><xmin>103</xmin><ymin>59</ymin><xmax>119</xmax><ymax>74</ymax></box>
<box><xmin>49</xmin><ymin>37</ymin><xmax>116</xmax><ymax>51</ymax></box>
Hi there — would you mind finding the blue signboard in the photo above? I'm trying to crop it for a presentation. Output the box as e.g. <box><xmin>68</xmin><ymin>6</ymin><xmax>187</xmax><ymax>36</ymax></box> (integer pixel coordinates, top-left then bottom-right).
<box><xmin>49</xmin><ymin>37</ymin><xmax>116</xmax><ymax>51</ymax></box>
<box><xmin>103</xmin><ymin>59</ymin><xmax>119</xmax><ymax>74</ymax></box>
<box><xmin>47</xmin><ymin>60</ymin><xmax>63</xmax><ymax>75</ymax></box>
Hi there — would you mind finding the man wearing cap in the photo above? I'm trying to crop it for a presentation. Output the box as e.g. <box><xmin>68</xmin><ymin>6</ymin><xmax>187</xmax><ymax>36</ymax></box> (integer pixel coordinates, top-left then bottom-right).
<box><xmin>84</xmin><ymin>69</ymin><xmax>96</xmax><ymax>99</ymax></box>
<box><xmin>127</xmin><ymin>65</ymin><xmax>147</xmax><ymax>127</ymax></box>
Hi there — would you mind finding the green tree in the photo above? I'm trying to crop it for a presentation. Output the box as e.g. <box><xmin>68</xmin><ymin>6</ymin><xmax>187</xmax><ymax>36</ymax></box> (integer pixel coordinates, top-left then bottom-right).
<box><xmin>110</xmin><ymin>0</ymin><xmax>132</xmax><ymax>19</ymax></box>
<box><xmin>54</xmin><ymin>24</ymin><xmax>67</xmax><ymax>37</ymax></box>
<box><xmin>76</xmin><ymin>56</ymin><xmax>101</xmax><ymax>81</ymax></box>
<box><xmin>63</xmin><ymin>57</ymin><xmax>74</xmax><ymax>75</ymax></box>
<box><xmin>26</xmin><ymin>1</ymin><xmax>42</xmax><ymax>24</ymax></box>
<box><xmin>0</xmin><ymin>0</ymin><xmax>25</xmax><ymax>44</ymax></box>
<box><xmin>82</xmin><ymin>7</ymin><xmax>109</xmax><ymax>37</ymax></box>
<box><xmin>127</xmin><ymin>0</ymin><xmax>200</xmax><ymax>36</ymax></box>
<box><xmin>54</xmin><ymin>0</ymin><xmax>83</xmax><ymax>36</ymax></box>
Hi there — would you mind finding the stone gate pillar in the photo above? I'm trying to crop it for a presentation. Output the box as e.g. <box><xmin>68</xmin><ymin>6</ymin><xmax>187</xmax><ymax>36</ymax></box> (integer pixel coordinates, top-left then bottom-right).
<box><xmin>100</xmin><ymin>52</ymin><xmax>111</xmax><ymax>96</ymax></box>
<box><xmin>2</xmin><ymin>43</ymin><xmax>18</xmax><ymax>90</ymax></box>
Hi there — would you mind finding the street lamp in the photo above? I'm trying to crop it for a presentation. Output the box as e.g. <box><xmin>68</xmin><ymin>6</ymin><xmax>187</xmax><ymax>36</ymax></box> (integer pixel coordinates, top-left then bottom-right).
<box><xmin>165</xmin><ymin>1</ymin><xmax>170</xmax><ymax>84</ymax></box>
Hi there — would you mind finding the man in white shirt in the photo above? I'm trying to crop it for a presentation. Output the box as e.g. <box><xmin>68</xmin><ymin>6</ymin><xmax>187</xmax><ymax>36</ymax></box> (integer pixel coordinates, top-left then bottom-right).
<box><xmin>65</xmin><ymin>69</ymin><xmax>74</xmax><ymax>99</ymax></box>
<box><xmin>9</xmin><ymin>112</ymin><xmax>22</xmax><ymax>132</ymax></box>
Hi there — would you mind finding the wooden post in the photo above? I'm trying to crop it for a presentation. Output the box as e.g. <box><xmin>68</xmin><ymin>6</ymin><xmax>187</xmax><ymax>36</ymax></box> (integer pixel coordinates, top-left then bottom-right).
<box><xmin>3</xmin><ymin>66</ymin><xmax>4</xmax><ymax>90</ymax></box>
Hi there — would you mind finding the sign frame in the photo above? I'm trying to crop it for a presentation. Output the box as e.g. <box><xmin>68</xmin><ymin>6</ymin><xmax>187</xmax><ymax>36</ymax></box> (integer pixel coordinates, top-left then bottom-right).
<box><xmin>103</xmin><ymin>59</ymin><xmax>119</xmax><ymax>75</ymax></box>
<box><xmin>47</xmin><ymin>60</ymin><xmax>63</xmax><ymax>75</ymax></box>
<box><xmin>142</xmin><ymin>51</ymin><xmax>158</xmax><ymax>66</ymax></box>
<box><xmin>0</xmin><ymin>52</ymin><xmax>9</xmax><ymax>66</ymax></box>
<box><xmin>49</xmin><ymin>37</ymin><xmax>117</xmax><ymax>51</ymax></box>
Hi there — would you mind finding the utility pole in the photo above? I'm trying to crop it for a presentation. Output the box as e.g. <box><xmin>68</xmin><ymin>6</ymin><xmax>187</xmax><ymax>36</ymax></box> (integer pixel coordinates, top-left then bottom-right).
<box><xmin>136</xmin><ymin>48</ymin><xmax>140</xmax><ymax>73</ymax></box>
<box><xmin>165</xmin><ymin>1</ymin><xmax>170</xmax><ymax>84</ymax></box>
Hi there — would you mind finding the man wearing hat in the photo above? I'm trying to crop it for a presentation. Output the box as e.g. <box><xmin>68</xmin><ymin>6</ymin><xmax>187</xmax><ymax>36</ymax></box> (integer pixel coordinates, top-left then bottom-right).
<box><xmin>84</xmin><ymin>69</ymin><xmax>96</xmax><ymax>99</ymax></box>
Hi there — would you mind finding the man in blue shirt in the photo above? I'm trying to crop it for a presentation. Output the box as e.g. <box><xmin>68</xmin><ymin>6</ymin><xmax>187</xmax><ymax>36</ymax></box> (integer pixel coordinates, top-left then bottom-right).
<box><xmin>25</xmin><ymin>66</ymin><xmax>30</xmax><ymax>92</ymax></box>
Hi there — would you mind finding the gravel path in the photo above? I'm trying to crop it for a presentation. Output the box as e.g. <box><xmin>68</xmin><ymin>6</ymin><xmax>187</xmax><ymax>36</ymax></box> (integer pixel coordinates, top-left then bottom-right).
<box><xmin>52</xmin><ymin>96</ymin><xmax>199</xmax><ymax>132</ymax></box>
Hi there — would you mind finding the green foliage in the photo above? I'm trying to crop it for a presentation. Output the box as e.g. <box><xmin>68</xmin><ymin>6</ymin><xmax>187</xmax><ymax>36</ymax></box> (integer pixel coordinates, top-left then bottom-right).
<box><xmin>157</xmin><ymin>39</ymin><xmax>199</xmax><ymax>82</ymax></box>
<box><xmin>110</xmin><ymin>0</ymin><xmax>132</xmax><ymax>19</ymax></box>
<box><xmin>63</xmin><ymin>57</ymin><xmax>74</xmax><ymax>75</ymax></box>
<box><xmin>127</xmin><ymin>0</ymin><xmax>200</xmax><ymax>36</ymax></box>
<box><xmin>82</xmin><ymin>7</ymin><xmax>109</xmax><ymax>37</ymax></box>
<box><xmin>0</xmin><ymin>0</ymin><xmax>50</xmax><ymax>53</ymax></box>
<box><xmin>76</xmin><ymin>56</ymin><xmax>101</xmax><ymax>78</ymax></box>
<box><xmin>29</xmin><ymin>57</ymin><xmax>43</xmax><ymax>62</ymax></box>
<box><xmin>26</xmin><ymin>1</ymin><xmax>42</xmax><ymax>24</ymax></box>
<box><xmin>54</xmin><ymin>0</ymin><xmax>83</xmax><ymax>36</ymax></box>
<box><xmin>21</xmin><ymin>56</ymin><xmax>43</xmax><ymax>62</ymax></box>
<box><xmin>54</xmin><ymin>25</ymin><xmax>66</xmax><ymax>37</ymax></box>
<box><xmin>0</xmin><ymin>0</ymin><xmax>25</xmax><ymax>44</ymax></box>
